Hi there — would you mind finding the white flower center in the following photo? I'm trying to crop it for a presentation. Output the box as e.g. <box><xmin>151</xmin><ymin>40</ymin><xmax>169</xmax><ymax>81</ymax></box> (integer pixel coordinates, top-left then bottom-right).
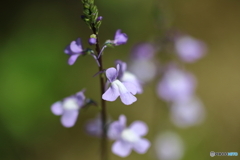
<box><xmin>121</xmin><ymin>129</ymin><xmax>140</xmax><ymax>143</ymax></box>
<box><xmin>62</xmin><ymin>98</ymin><xmax>79</xmax><ymax>110</ymax></box>
<box><xmin>112</xmin><ymin>80</ymin><xmax>128</xmax><ymax>94</ymax></box>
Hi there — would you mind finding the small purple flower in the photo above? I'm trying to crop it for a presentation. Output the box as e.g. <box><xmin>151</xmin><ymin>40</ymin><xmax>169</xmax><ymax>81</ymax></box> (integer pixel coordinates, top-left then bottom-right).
<box><xmin>170</xmin><ymin>96</ymin><xmax>205</xmax><ymax>128</ymax></box>
<box><xmin>89</xmin><ymin>37</ymin><xmax>97</xmax><ymax>45</ymax></box>
<box><xmin>64</xmin><ymin>38</ymin><xmax>85</xmax><ymax>65</ymax></box>
<box><xmin>116</xmin><ymin>60</ymin><xmax>143</xmax><ymax>95</ymax></box>
<box><xmin>155</xmin><ymin>132</ymin><xmax>184</xmax><ymax>160</ymax></box>
<box><xmin>113</xmin><ymin>29</ymin><xmax>128</xmax><ymax>46</ymax></box>
<box><xmin>175</xmin><ymin>36</ymin><xmax>206</xmax><ymax>63</ymax></box>
<box><xmin>96</xmin><ymin>16</ymin><xmax>103</xmax><ymax>22</ymax></box>
<box><xmin>51</xmin><ymin>90</ymin><xmax>85</xmax><ymax>128</ymax></box>
<box><xmin>102</xmin><ymin>65</ymin><xmax>137</xmax><ymax>105</ymax></box>
<box><xmin>157</xmin><ymin>67</ymin><xmax>196</xmax><ymax>102</ymax></box>
<box><xmin>108</xmin><ymin>115</ymin><xmax>150</xmax><ymax>157</ymax></box>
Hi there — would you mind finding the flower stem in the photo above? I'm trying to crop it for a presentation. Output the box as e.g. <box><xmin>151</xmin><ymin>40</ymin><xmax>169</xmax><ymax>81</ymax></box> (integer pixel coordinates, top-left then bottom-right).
<box><xmin>93</xmin><ymin>28</ymin><xmax>108</xmax><ymax>160</ymax></box>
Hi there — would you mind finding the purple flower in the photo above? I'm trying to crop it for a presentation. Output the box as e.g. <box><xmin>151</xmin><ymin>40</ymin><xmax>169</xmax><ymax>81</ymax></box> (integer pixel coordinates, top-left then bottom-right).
<box><xmin>51</xmin><ymin>90</ymin><xmax>85</xmax><ymax>128</ymax></box>
<box><xmin>113</xmin><ymin>29</ymin><xmax>128</xmax><ymax>46</ymax></box>
<box><xmin>64</xmin><ymin>38</ymin><xmax>85</xmax><ymax>65</ymax></box>
<box><xmin>102</xmin><ymin>65</ymin><xmax>137</xmax><ymax>105</ymax></box>
<box><xmin>131</xmin><ymin>43</ymin><xmax>156</xmax><ymax>60</ymax></box>
<box><xmin>170</xmin><ymin>96</ymin><xmax>205</xmax><ymax>128</ymax></box>
<box><xmin>108</xmin><ymin>115</ymin><xmax>150</xmax><ymax>157</ymax></box>
<box><xmin>175</xmin><ymin>36</ymin><xmax>206</xmax><ymax>63</ymax></box>
<box><xmin>155</xmin><ymin>132</ymin><xmax>184</xmax><ymax>160</ymax></box>
<box><xmin>157</xmin><ymin>67</ymin><xmax>196</xmax><ymax>102</ymax></box>
<box><xmin>115</xmin><ymin>60</ymin><xmax>143</xmax><ymax>95</ymax></box>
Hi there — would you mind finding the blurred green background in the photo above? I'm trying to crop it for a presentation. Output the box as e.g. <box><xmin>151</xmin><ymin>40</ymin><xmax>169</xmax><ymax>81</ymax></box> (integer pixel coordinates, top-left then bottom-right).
<box><xmin>1</xmin><ymin>0</ymin><xmax>240</xmax><ymax>160</ymax></box>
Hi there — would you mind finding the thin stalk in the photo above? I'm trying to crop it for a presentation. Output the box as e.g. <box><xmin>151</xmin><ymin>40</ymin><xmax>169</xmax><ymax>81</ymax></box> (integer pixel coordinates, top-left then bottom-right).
<box><xmin>93</xmin><ymin>28</ymin><xmax>108</xmax><ymax>160</ymax></box>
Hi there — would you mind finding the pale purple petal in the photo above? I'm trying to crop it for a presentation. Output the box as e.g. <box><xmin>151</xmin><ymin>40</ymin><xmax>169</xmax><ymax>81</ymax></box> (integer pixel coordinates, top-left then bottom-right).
<box><xmin>115</xmin><ymin>60</ymin><xmax>127</xmax><ymax>78</ymax></box>
<box><xmin>119</xmin><ymin>115</ymin><xmax>126</xmax><ymax>127</ymax></box>
<box><xmin>61</xmin><ymin>110</ymin><xmax>79</xmax><ymax>128</ymax></box>
<box><xmin>119</xmin><ymin>92</ymin><xmax>137</xmax><ymax>105</ymax></box>
<box><xmin>122</xmin><ymin>81</ymin><xmax>137</xmax><ymax>95</ymax></box>
<box><xmin>112</xmin><ymin>140</ymin><xmax>132</xmax><ymax>157</ymax></box>
<box><xmin>121</xmin><ymin>72</ymin><xmax>143</xmax><ymax>94</ymax></box>
<box><xmin>76</xmin><ymin>90</ymin><xmax>86</xmax><ymax>106</ymax></box>
<box><xmin>114</xmin><ymin>80</ymin><xmax>137</xmax><ymax>105</ymax></box>
<box><xmin>105</xmin><ymin>68</ymin><xmax>118</xmax><ymax>82</ymax></box>
<box><xmin>129</xmin><ymin>121</ymin><xmax>148</xmax><ymax>136</ymax></box>
<box><xmin>64</xmin><ymin>46</ymin><xmax>71</xmax><ymax>54</ymax></box>
<box><xmin>108</xmin><ymin>115</ymin><xmax>126</xmax><ymax>140</ymax></box>
<box><xmin>51</xmin><ymin>101</ymin><xmax>63</xmax><ymax>115</ymax></box>
<box><xmin>114</xmin><ymin>29</ymin><xmax>128</xmax><ymax>46</ymax></box>
<box><xmin>68</xmin><ymin>54</ymin><xmax>80</xmax><ymax>65</ymax></box>
<box><xmin>70</xmin><ymin>38</ymin><xmax>83</xmax><ymax>53</ymax></box>
<box><xmin>102</xmin><ymin>83</ymin><xmax>120</xmax><ymax>101</ymax></box>
<box><xmin>133</xmin><ymin>138</ymin><xmax>150</xmax><ymax>154</ymax></box>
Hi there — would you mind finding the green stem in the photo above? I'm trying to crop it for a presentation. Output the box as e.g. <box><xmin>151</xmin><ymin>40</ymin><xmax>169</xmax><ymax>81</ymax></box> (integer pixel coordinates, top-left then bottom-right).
<box><xmin>93</xmin><ymin>28</ymin><xmax>108</xmax><ymax>160</ymax></box>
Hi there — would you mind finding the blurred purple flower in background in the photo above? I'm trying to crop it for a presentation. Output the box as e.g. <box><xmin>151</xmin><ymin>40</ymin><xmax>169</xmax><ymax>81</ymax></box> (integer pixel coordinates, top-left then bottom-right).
<box><xmin>170</xmin><ymin>96</ymin><xmax>205</xmax><ymax>128</ymax></box>
<box><xmin>113</xmin><ymin>29</ymin><xmax>128</xmax><ymax>46</ymax></box>
<box><xmin>157</xmin><ymin>67</ymin><xmax>196</xmax><ymax>102</ymax></box>
<box><xmin>129</xmin><ymin>43</ymin><xmax>158</xmax><ymax>83</ymax></box>
<box><xmin>85</xmin><ymin>114</ymin><xmax>103</xmax><ymax>137</ymax></box>
<box><xmin>108</xmin><ymin>115</ymin><xmax>150</xmax><ymax>157</ymax></box>
<box><xmin>131</xmin><ymin>43</ymin><xmax>156</xmax><ymax>60</ymax></box>
<box><xmin>154</xmin><ymin>132</ymin><xmax>184</xmax><ymax>160</ymax></box>
<box><xmin>64</xmin><ymin>38</ymin><xmax>85</xmax><ymax>65</ymax></box>
<box><xmin>174</xmin><ymin>36</ymin><xmax>206</xmax><ymax>63</ymax></box>
<box><xmin>102</xmin><ymin>64</ymin><xmax>137</xmax><ymax>105</ymax></box>
<box><xmin>51</xmin><ymin>90</ymin><xmax>86</xmax><ymax>128</ymax></box>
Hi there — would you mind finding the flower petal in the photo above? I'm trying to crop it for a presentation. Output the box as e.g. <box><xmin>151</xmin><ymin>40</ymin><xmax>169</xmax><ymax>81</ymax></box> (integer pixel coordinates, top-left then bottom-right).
<box><xmin>121</xmin><ymin>72</ymin><xmax>143</xmax><ymax>94</ymax></box>
<box><xmin>76</xmin><ymin>90</ymin><xmax>86</xmax><ymax>106</ymax></box>
<box><xmin>133</xmin><ymin>138</ymin><xmax>150</xmax><ymax>154</ymax></box>
<box><xmin>68</xmin><ymin>54</ymin><xmax>80</xmax><ymax>65</ymax></box>
<box><xmin>119</xmin><ymin>92</ymin><xmax>137</xmax><ymax>105</ymax></box>
<box><xmin>102</xmin><ymin>83</ymin><xmax>120</xmax><ymax>102</ymax></box>
<box><xmin>112</xmin><ymin>141</ymin><xmax>132</xmax><ymax>157</ymax></box>
<box><xmin>106</xmin><ymin>67</ymin><xmax>118</xmax><ymax>82</ymax></box>
<box><xmin>129</xmin><ymin>121</ymin><xmax>148</xmax><ymax>136</ymax></box>
<box><xmin>122</xmin><ymin>81</ymin><xmax>138</xmax><ymax>95</ymax></box>
<box><xmin>70</xmin><ymin>38</ymin><xmax>83</xmax><ymax>53</ymax></box>
<box><xmin>114</xmin><ymin>80</ymin><xmax>137</xmax><ymax>105</ymax></box>
<box><xmin>51</xmin><ymin>101</ymin><xmax>63</xmax><ymax>115</ymax></box>
<box><xmin>119</xmin><ymin>115</ymin><xmax>126</xmax><ymax>127</ymax></box>
<box><xmin>114</xmin><ymin>29</ymin><xmax>128</xmax><ymax>46</ymax></box>
<box><xmin>115</xmin><ymin>60</ymin><xmax>127</xmax><ymax>78</ymax></box>
<box><xmin>61</xmin><ymin>110</ymin><xmax>79</xmax><ymax>128</ymax></box>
